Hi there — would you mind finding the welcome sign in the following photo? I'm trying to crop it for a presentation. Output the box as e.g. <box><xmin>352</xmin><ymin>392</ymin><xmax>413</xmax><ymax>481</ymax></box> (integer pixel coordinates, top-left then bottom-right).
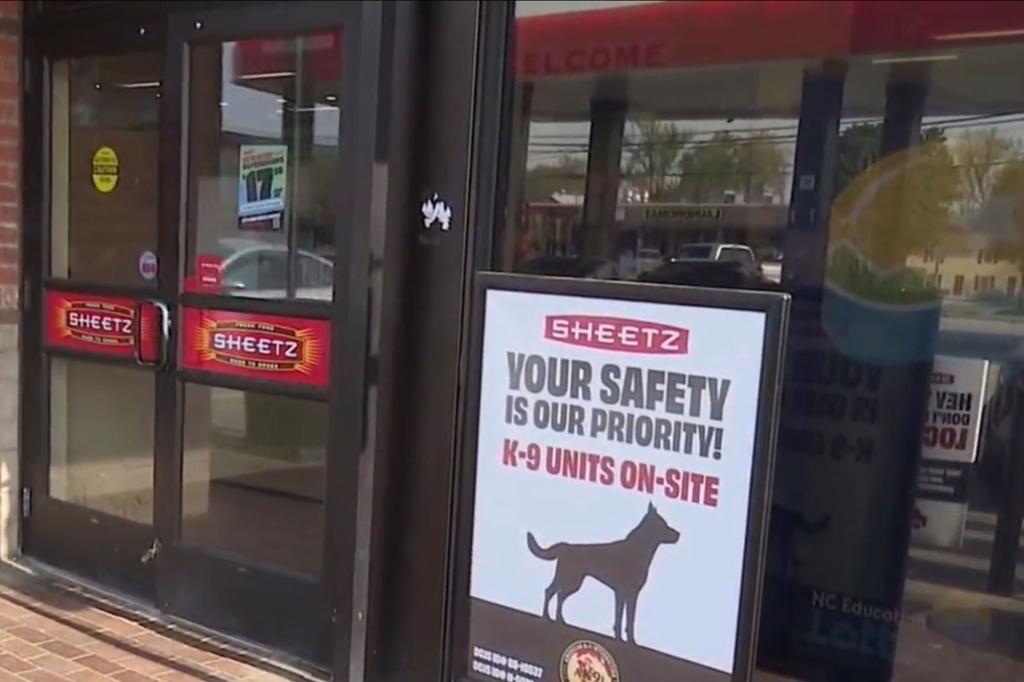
<box><xmin>456</xmin><ymin>275</ymin><xmax>788</xmax><ymax>682</ymax></box>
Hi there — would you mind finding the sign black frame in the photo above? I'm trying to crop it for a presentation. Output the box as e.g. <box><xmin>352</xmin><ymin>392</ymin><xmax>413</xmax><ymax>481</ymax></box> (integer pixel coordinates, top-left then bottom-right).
<box><xmin>446</xmin><ymin>272</ymin><xmax>791</xmax><ymax>682</ymax></box>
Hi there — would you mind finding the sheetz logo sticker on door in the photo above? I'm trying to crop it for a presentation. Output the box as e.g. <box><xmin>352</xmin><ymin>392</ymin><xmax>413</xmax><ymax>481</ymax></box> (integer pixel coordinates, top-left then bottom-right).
<box><xmin>44</xmin><ymin>291</ymin><xmax>136</xmax><ymax>358</ymax></box>
<box><xmin>181</xmin><ymin>308</ymin><xmax>331</xmax><ymax>388</ymax></box>
<box><xmin>197</xmin><ymin>319</ymin><xmax>318</xmax><ymax>372</ymax></box>
<box><xmin>60</xmin><ymin>301</ymin><xmax>133</xmax><ymax>344</ymax></box>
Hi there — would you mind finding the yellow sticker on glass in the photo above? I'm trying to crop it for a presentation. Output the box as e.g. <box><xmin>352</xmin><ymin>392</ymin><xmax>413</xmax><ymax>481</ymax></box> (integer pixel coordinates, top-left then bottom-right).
<box><xmin>91</xmin><ymin>146</ymin><xmax>119</xmax><ymax>193</ymax></box>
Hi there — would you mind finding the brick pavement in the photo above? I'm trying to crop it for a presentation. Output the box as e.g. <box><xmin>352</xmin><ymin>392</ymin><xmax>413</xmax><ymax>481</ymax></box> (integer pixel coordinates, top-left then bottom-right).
<box><xmin>0</xmin><ymin>564</ymin><xmax>324</xmax><ymax>682</ymax></box>
<box><xmin>3</xmin><ymin>562</ymin><xmax>1022</xmax><ymax>682</ymax></box>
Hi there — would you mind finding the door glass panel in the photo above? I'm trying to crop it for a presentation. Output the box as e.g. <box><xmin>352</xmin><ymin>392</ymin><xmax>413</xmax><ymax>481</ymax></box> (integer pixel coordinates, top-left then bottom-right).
<box><xmin>49</xmin><ymin>359</ymin><xmax>155</xmax><ymax>523</ymax></box>
<box><xmin>50</xmin><ymin>53</ymin><xmax>160</xmax><ymax>285</ymax></box>
<box><xmin>185</xmin><ymin>32</ymin><xmax>343</xmax><ymax>301</ymax></box>
<box><xmin>181</xmin><ymin>384</ymin><xmax>327</xmax><ymax>577</ymax></box>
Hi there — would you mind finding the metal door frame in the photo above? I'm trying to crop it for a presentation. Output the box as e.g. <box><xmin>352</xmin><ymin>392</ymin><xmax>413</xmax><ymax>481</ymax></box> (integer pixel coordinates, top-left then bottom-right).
<box><xmin>22</xmin><ymin>0</ymin><xmax>506</xmax><ymax>678</ymax></box>
<box><xmin>158</xmin><ymin>1</ymin><xmax>361</xmax><ymax>664</ymax></box>
<box><xmin>334</xmin><ymin>2</ymin><xmax>514</xmax><ymax>681</ymax></box>
<box><xmin>20</xmin><ymin>0</ymin><xmax>369</xmax><ymax>668</ymax></box>
<box><xmin>21</xmin><ymin>6</ymin><xmax>171</xmax><ymax>599</ymax></box>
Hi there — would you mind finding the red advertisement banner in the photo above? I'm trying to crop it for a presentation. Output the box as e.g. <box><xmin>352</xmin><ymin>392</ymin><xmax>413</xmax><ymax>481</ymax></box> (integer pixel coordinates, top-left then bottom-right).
<box><xmin>44</xmin><ymin>291</ymin><xmax>136</xmax><ymax>359</ymax></box>
<box><xmin>180</xmin><ymin>308</ymin><xmax>330</xmax><ymax>389</ymax></box>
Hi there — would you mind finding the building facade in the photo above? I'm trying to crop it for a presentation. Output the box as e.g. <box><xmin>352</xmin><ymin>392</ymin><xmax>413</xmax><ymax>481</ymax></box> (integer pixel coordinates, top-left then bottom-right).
<box><xmin>4</xmin><ymin>1</ymin><xmax>1024</xmax><ymax>681</ymax></box>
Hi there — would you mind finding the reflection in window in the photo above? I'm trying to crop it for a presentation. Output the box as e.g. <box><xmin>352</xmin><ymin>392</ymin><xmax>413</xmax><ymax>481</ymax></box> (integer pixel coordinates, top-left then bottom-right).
<box><xmin>185</xmin><ymin>33</ymin><xmax>342</xmax><ymax>301</ymax></box>
<box><xmin>502</xmin><ymin>39</ymin><xmax>795</xmax><ymax>286</ymax></box>
<box><xmin>509</xmin><ymin>111</ymin><xmax>795</xmax><ymax>285</ymax></box>
<box><xmin>496</xmin><ymin>2</ymin><xmax>1024</xmax><ymax>681</ymax></box>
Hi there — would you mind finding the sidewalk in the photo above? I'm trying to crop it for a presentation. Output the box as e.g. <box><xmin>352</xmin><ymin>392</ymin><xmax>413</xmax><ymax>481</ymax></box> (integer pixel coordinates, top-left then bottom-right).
<box><xmin>0</xmin><ymin>564</ymin><xmax>323</xmax><ymax>682</ymax></box>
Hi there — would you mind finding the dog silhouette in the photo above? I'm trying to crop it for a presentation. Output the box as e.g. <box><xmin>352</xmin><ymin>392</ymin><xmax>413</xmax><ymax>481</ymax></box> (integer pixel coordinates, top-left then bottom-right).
<box><xmin>527</xmin><ymin>502</ymin><xmax>680</xmax><ymax>643</ymax></box>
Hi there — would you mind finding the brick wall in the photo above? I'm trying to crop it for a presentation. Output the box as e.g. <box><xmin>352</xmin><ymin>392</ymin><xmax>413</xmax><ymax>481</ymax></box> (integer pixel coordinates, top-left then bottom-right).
<box><xmin>0</xmin><ymin>0</ymin><xmax>19</xmax><ymax>559</ymax></box>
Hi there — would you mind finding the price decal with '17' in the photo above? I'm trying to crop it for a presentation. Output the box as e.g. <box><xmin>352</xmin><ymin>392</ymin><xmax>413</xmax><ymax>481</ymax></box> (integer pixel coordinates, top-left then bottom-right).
<box><xmin>237</xmin><ymin>144</ymin><xmax>287</xmax><ymax>231</ymax></box>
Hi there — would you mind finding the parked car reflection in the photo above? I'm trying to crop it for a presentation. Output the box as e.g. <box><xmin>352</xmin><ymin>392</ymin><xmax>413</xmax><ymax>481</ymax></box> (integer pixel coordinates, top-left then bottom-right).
<box><xmin>636</xmin><ymin>242</ymin><xmax>773</xmax><ymax>289</ymax></box>
<box><xmin>217</xmin><ymin>241</ymin><xmax>334</xmax><ymax>300</ymax></box>
<box><xmin>639</xmin><ymin>258</ymin><xmax>774</xmax><ymax>289</ymax></box>
<box><xmin>517</xmin><ymin>254</ymin><xmax>618</xmax><ymax>279</ymax></box>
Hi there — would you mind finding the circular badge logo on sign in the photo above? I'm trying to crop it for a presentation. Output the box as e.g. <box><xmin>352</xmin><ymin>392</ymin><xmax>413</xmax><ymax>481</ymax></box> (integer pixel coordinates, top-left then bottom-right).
<box><xmin>138</xmin><ymin>250</ymin><xmax>158</xmax><ymax>281</ymax></box>
<box><xmin>559</xmin><ymin>640</ymin><xmax>619</xmax><ymax>682</ymax></box>
<box><xmin>91</xmin><ymin>146</ymin><xmax>119</xmax><ymax>193</ymax></box>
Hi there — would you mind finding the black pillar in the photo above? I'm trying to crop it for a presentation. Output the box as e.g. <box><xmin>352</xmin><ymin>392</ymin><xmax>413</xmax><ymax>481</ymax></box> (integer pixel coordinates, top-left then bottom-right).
<box><xmin>782</xmin><ymin>63</ymin><xmax>845</xmax><ymax>293</ymax></box>
<box><xmin>499</xmin><ymin>82</ymin><xmax>533</xmax><ymax>270</ymax></box>
<box><xmin>880</xmin><ymin>78</ymin><xmax>926</xmax><ymax>156</ymax></box>
<box><xmin>762</xmin><ymin>63</ymin><xmax>937</xmax><ymax>682</ymax></box>
<box><xmin>989</xmin><ymin>362</ymin><xmax>1024</xmax><ymax>594</ymax></box>
<box><xmin>581</xmin><ymin>100</ymin><xmax>625</xmax><ymax>260</ymax></box>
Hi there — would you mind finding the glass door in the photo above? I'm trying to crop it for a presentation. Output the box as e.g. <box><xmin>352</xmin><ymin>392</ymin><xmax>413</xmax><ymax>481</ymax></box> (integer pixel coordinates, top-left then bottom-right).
<box><xmin>25</xmin><ymin>2</ymin><xmax>356</xmax><ymax>665</ymax></box>
<box><xmin>24</xmin><ymin>21</ymin><xmax>168</xmax><ymax>599</ymax></box>
<box><xmin>155</xmin><ymin>3</ymin><xmax>354</xmax><ymax>664</ymax></box>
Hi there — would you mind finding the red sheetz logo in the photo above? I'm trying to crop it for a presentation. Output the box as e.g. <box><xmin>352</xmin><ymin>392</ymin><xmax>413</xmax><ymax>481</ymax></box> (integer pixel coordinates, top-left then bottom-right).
<box><xmin>545</xmin><ymin>315</ymin><xmax>689</xmax><ymax>354</ymax></box>
<box><xmin>56</xmin><ymin>300</ymin><xmax>133</xmax><ymax>347</ymax></box>
<box><xmin>196</xmin><ymin>318</ymin><xmax>321</xmax><ymax>374</ymax></box>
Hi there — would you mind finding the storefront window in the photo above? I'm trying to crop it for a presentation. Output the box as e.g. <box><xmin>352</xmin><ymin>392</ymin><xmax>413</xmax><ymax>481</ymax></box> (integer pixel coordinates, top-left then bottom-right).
<box><xmin>184</xmin><ymin>32</ymin><xmax>342</xmax><ymax>301</ymax></box>
<box><xmin>49</xmin><ymin>359</ymin><xmax>154</xmax><ymax>524</ymax></box>
<box><xmin>495</xmin><ymin>2</ymin><xmax>1024</xmax><ymax>680</ymax></box>
<box><xmin>181</xmin><ymin>385</ymin><xmax>327</xmax><ymax>577</ymax></box>
<box><xmin>50</xmin><ymin>53</ymin><xmax>160</xmax><ymax>286</ymax></box>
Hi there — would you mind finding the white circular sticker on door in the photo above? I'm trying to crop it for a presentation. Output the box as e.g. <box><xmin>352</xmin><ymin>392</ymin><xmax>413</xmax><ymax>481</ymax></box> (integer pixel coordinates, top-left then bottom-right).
<box><xmin>138</xmin><ymin>250</ymin><xmax>158</xmax><ymax>281</ymax></box>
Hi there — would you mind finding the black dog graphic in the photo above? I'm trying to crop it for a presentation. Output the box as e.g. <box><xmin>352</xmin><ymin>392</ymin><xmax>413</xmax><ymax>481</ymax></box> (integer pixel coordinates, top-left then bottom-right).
<box><xmin>527</xmin><ymin>502</ymin><xmax>680</xmax><ymax>643</ymax></box>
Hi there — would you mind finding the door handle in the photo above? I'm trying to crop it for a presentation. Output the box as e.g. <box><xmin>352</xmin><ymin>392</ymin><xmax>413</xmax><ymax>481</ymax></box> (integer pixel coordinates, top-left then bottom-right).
<box><xmin>134</xmin><ymin>300</ymin><xmax>172</xmax><ymax>369</ymax></box>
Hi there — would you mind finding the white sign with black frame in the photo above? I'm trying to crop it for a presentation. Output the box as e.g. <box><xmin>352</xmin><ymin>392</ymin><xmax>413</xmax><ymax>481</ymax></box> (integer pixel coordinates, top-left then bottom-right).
<box><xmin>452</xmin><ymin>274</ymin><xmax>790</xmax><ymax>682</ymax></box>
